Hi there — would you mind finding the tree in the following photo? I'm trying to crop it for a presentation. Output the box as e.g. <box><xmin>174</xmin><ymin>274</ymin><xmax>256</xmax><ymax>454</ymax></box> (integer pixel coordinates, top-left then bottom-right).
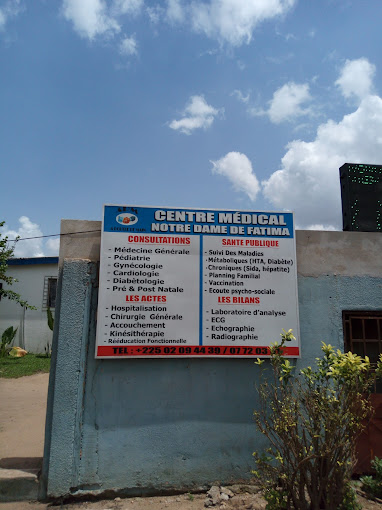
<box><xmin>253</xmin><ymin>330</ymin><xmax>382</xmax><ymax>510</ymax></box>
<box><xmin>0</xmin><ymin>221</ymin><xmax>36</xmax><ymax>309</ymax></box>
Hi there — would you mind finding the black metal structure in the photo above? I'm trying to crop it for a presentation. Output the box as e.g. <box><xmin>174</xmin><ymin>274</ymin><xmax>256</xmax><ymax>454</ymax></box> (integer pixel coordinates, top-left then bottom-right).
<box><xmin>340</xmin><ymin>163</ymin><xmax>382</xmax><ymax>232</ymax></box>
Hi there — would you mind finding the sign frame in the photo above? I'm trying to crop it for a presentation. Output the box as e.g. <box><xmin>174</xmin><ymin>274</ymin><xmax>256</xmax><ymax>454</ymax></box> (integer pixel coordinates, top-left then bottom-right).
<box><xmin>95</xmin><ymin>204</ymin><xmax>300</xmax><ymax>359</ymax></box>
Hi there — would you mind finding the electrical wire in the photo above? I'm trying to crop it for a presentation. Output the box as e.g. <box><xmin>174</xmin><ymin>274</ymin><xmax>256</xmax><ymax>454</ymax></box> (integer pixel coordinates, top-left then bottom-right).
<box><xmin>6</xmin><ymin>229</ymin><xmax>102</xmax><ymax>242</ymax></box>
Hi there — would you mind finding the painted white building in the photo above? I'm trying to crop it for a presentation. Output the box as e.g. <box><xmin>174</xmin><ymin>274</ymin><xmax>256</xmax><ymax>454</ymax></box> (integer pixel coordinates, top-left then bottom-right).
<box><xmin>0</xmin><ymin>257</ymin><xmax>58</xmax><ymax>354</ymax></box>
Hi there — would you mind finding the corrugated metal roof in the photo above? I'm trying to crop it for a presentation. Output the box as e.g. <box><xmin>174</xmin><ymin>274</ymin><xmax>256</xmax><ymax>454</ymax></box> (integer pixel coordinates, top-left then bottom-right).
<box><xmin>7</xmin><ymin>257</ymin><xmax>59</xmax><ymax>266</ymax></box>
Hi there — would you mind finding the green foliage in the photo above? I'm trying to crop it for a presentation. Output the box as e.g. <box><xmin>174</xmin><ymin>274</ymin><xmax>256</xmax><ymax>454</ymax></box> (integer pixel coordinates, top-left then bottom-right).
<box><xmin>47</xmin><ymin>307</ymin><xmax>54</xmax><ymax>331</ymax></box>
<box><xmin>0</xmin><ymin>326</ymin><xmax>18</xmax><ymax>357</ymax></box>
<box><xmin>263</xmin><ymin>487</ymin><xmax>288</xmax><ymax>509</ymax></box>
<box><xmin>360</xmin><ymin>457</ymin><xmax>382</xmax><ymax>499</ymax></box>
<box><xmin>44</xmin><ymin>307</ymin><xmax>54</xmax><ymax>358</ymax></box>
<box><xmin>339</xmin><ymin>485</ymin><xmax>362</xmax><ymax>510</ymax></box>
<box><xmin>0</xmin><ymin>221</ymin><xmax>36</xmax><ymax>309</ymax></box>
<box><xmin>0</xmin><ymin>353</ymin><xmax>50</xmax><ymax>378</ymax></box>
<box><xmin>253</xmin><ymin>330</ymin><xmax>381</xmax><ymax>510</ymax></box>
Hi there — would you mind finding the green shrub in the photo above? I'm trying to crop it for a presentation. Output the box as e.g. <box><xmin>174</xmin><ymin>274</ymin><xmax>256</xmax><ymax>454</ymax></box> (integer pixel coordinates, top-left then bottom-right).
<box><xmin>360</xmin><ymin>456</ymin><xmax>382</xmax><ymax>499</ymax></box>
<box><xmin>47</xmin><ymin>307</ymin><xmax>54</xmax><ymax>331</ymax></box>
<box><xmin>44</xmin><ymin>307</ymin><xmax>54</xmax><ymax>357</ymax></box>
<box><xmin>0</xmin><ymin>220</ymin><xmax>36</xmax><ymax>309</ymax></box>
<box><xmin>253</xmin><ymin>330</ymin><xmax>381</xmax><ymax>510</ymax></box>
<box><xmin>0</xmin><ymin>326</ymin><xmax>18</xmax><ymax>357</ymax></box>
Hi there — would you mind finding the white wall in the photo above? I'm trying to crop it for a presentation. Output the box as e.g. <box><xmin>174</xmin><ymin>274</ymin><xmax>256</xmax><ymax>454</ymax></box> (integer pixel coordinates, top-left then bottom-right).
<box><xmin>0</xmin><ymin>262</ymin><xmax>58</xmax><ymax>353</ymax></box>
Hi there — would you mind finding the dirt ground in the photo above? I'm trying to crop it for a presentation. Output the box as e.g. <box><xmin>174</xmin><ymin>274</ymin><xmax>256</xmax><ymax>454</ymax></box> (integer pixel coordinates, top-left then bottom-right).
<box><xmin>0</xmin><ymin>373</ymin><xmax>49</xmax><ymax>459</ymax></box>
<box><xmin>0</xmin><ymin>374</ymin><xmax>382</xmax><ymax>510</ymax></box>
<box><xmin>0</xmin><ymin>492</ymin><xmax>264</xmax><ymax>510</ymax></box>
<box><xmin>0</xmin><ymin>489</ymin><xmax>381</xmax><ymax>510</ymax></box>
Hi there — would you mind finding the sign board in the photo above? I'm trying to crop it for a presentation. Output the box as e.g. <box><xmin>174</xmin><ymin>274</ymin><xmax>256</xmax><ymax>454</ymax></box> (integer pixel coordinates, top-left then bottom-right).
<box><xmin>95</xmin><ymin>205</ymin><xmax>300</xmax><ymax>358</ymax></box>
<box><xmin>340</xmin><ymin>163</ymin><xmax>382</xmax><ymax>232</ymax></box>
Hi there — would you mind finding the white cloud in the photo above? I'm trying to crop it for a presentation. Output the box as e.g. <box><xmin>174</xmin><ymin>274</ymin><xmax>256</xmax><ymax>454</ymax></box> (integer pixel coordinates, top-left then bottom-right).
<box><xmin>3</xmin><ymin>217</ymin><xmax>60</xmax><ymax>257</ymax></box>
<box><xmin>146</xmin><ymin>6</ymin><xmax>163</xmax><ymax>24</ymax></box>
<box><xmin>284</xmin><ymin>32</ymin><xmax>296</xmax><ymax>41</ymax></box>
<box><xmin>262</xmin><ymin>94</ymin><xmax>382</xmax><ymax>228</ymax></box>
<box><xmin>119</xmin><ymin>35</ymin><xmax>138</xmax><ymax>55</ymax></box>
<box><xmin>0</xmin><ymin>0</ymin><xmax>23</xmax><ymax>31</ymax></box>
<box><xmin>62</xmin><ymin>0</ymin><xmax>143</xmax><ymax>56</ymax></box>
<box><xmin>159</xmin><ymin>0</ymin><xmax>295</xmax><ymax>46</ymax></box>
<box><xmin>3</xmin><ymin>217</ymin><xmax>44</xmax><ymax>258</ymax></box>
<box><xmin>112</xmin><ymin>0</ymin><xmax>143</xmax><ymax>16</ymax></box>
<box><xmin>268</xmin><ymin>82</ymin><xmax>312</xmax><ymax>123</ymax></box>
<box><xmin>62</xmin><ymin>0</ymin><xmax>120</xmax><ymax>40</ymax></box>
<box><xmin>248</xmin><ymin>106</ymin><xmax>267</xmax><ymax>118</ymax></box>
<box><xmin>190</xmin><ymin>0</ymin><xmax>296</xmax><ymax>46</ymax></box>
<box><xmin>62</xmin><ymin>0</ymin><xmax>294</xmax><ymax>50</ymax></box>
<box><xmin>231</xmin><ymin>89</ymin><xmax>250</xmax><ymax>104</ymax></box>
<box><xmin>169</xmin><ymin>95</ymin><xmax>222</xmax><ymax>135</ymax></box>
<box><xmin>335</xmin><ymin>58</ymin><xmax>376</xmax><ymax>101</ymax></box>
<box><xmin>303</xmin><ymin>224</ymin><xmax>337</xmax><ymax>231</ymax></box>
<box><xmin>46</xmin><ymin>238</ymin><xmax>60</xmax><ymax>255</ymax></box>
<box><xmin>248</xmin><ymin>82</ymin><xmax>312</xmax><ymax>123</ymax></box>
<box><xmin>166</xmin><ymin>0</ymin><xmax>184</xmax><ymax>23</ymax></box>
<box><xmin>211</xmin><ymin>152</ymin><xmax>260</xmax><ymax>201</ymax></box>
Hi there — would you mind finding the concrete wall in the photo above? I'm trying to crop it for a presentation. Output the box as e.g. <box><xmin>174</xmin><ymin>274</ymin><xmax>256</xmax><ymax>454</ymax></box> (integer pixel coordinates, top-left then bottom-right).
<box><xmin>0</xmin><ymin>261</ymin><xmax>58</xmax><ymax>353</ymax></box>
<box><xmin>41</xmin><ymin>221</ymin><xmax>382</xmax><ymax>499</ymax></box>
<box><xmin>296</xmin><ymin>229</ymin><xmax>382</xmax><ymax>367</ymax></box>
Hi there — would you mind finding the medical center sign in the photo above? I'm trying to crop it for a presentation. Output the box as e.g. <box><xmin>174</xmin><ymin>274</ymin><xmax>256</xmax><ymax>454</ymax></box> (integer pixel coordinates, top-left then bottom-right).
<box><xmin>95</xmin><ymin>205</ymin><xmax>300</xmax><ymax>358</ymax></box>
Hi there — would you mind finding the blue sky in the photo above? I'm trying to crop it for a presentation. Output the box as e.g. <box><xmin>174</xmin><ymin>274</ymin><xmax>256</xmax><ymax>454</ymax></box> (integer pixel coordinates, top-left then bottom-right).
<box><xmin>2</xmin><ymin>0</ymin><xmax>382</xmax><ymax>256</ymax></box>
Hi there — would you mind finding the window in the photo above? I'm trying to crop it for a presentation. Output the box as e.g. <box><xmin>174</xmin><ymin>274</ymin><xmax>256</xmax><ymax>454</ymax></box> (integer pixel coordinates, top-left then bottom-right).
<box><xmin>43</xmin><ymin>277</ymin><xmax>58</xmax><ymax>309</ymax></box>
<box><xmin>343</xmin><ymin>311</ymin><xmax>382</xmax><ymax>392</ymax></box>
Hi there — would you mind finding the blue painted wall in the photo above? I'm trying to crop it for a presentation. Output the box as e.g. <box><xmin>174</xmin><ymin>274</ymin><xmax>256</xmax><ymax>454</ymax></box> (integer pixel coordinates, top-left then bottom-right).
<box><xmin>297</xmin><ymin>275</ymin><xmax>382</xmax><ymax>368</ymax></box>
<box><xmin>41</xmin><ymin>260</ymin><xmax>382</xmax><ymax>499</ymax></box>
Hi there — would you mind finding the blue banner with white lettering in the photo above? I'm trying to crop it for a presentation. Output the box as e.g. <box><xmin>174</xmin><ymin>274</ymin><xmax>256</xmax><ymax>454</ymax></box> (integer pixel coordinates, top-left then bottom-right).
<box><xmin>103</xmin><ymin>205</ymin><xmax>294</xmax><ymax>239</ymax></box>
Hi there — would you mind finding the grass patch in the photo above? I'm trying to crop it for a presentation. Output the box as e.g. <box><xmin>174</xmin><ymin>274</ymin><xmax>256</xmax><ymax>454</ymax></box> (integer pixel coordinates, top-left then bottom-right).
<box><xmin>0</xmin><ymin>353</ymin><xmax>50</xmax><ymax>378</ymax></box>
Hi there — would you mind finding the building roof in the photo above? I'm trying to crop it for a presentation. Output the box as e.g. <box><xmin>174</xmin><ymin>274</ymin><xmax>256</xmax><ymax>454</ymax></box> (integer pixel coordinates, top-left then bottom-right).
<box><xmin>7</xmin><ymin>257</ymin><xmax>59</xmax><ymax>266</ymax></box>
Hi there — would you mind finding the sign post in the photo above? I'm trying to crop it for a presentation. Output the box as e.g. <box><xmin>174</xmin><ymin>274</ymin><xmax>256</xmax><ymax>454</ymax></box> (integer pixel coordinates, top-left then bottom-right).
<box><xmin>95</xmin><ymin>205</ymin><xmax>300</xmax><ymax>358</ymax></box>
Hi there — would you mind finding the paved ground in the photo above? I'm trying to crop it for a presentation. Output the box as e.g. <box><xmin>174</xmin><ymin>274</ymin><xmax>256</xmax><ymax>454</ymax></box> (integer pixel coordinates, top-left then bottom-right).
<box><xmin>0</xmin><ymin>373</ymin><xmax>381</xmax><ymax>509</ymax></box>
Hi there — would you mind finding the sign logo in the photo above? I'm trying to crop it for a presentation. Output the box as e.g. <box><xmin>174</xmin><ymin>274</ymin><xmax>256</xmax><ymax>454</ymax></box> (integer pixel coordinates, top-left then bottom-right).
<box><xmin>116</xmin><ymin>213</ymin><xmax>138</xmax><ymax>225</ymax></box>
